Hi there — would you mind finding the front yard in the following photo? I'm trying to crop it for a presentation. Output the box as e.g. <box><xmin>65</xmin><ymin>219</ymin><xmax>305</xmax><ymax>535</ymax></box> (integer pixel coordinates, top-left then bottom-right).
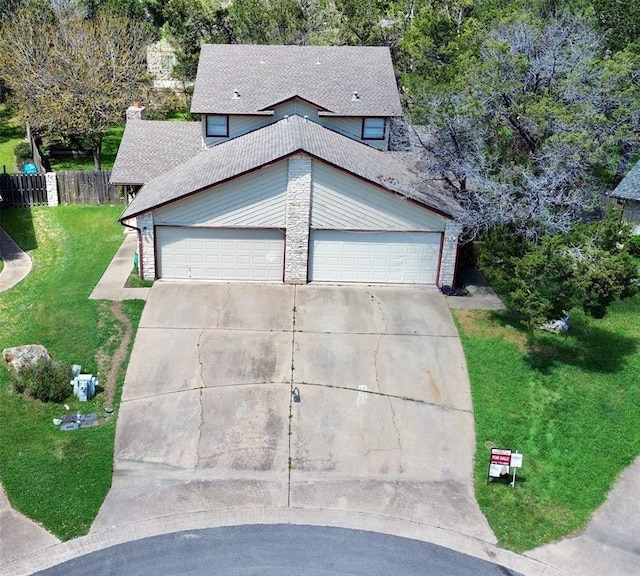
<box><xmin>454</xmin><ymin>293</ymin><xmax>640</xmax><ymax>551</ymax></box>
<box><xmin>1</xmin><ymin>204</ymin><xmax>638</xmax><ymax>553</ymax></box>
<box><xmin>0</xmin><ymin>206</ymin><xmax>144</xmax><ymax>540</ymax></box>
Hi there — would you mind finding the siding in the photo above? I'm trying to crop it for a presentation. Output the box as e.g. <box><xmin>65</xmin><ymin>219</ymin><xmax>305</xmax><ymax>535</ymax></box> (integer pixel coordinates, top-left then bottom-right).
<box><xmin>203</xmin><ymin>110</ymin><xmax>389</xmax><ymax>150</ymax></box>
<box><xmin>310</xmin><ymin>161</ymin><xmax>446</xmax><ymax>231</ymax></box>
<box><xmin>320</xmin><ymin>116</ymin><xmax>388</xmax><ymax>150</ymax></box>
<box><xmin>154</xmin><ymin>162</ymin><xmax>287</xmax><ymax>227</ymax></box>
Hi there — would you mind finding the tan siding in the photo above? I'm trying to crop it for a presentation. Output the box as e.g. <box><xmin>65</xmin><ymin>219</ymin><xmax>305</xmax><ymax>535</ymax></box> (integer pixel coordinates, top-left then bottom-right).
<box><xmin>272</xmin><ymin>101</ymin><xmax>320</xmax><ymax>121</ymax></box>
<box><xmin>154</xmin><ymin>162</ymin><xmax>287</xmax><ymax>227</ymax></box>
<box><xmin>310</xmin><ymin>162</ymin><xmax>446</xmax><ymax>231</ymax></box>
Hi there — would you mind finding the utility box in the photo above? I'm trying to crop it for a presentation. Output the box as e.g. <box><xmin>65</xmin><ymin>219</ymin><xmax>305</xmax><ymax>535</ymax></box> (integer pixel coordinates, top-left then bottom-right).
<box><xmin>71</xmin><ymin>374</ymin><xmax>97</xmax><ymax>402</ymax></box>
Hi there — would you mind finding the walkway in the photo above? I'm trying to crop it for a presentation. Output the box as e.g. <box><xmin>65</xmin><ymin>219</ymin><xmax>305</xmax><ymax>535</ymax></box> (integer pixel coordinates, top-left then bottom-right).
<box><xmin>0</xmin><ymin>227</ymin><xmax>32</xmax><ymax>292</ymax></box>
<box><xmin>89</xmin><ymin>233</ymin><xmax>150</xmax><ymax>301</ymax></box>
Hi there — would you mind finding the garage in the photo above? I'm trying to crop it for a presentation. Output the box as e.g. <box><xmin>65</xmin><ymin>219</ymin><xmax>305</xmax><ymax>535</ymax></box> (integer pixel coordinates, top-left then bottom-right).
<box><xmin>157</xmin><ymin>227</ymin><xmax>284</xmax><ymax>281</ymax></box>
<box><xmin>308</xmin><ymin>230</ymin><xmax>442</xmax><ymax>284</ymax></box>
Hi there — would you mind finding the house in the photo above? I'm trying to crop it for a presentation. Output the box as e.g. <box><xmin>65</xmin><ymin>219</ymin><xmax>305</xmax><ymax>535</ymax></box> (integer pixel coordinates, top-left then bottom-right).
<box><xmin>611</xmin><ymin>161</ymin><xmax>640</xmax><ymax>234</ymax></box>
<box><xmin>111</xmin><ymin>44</ymin><xmax>464</xmax><ymax>285</ymax></box>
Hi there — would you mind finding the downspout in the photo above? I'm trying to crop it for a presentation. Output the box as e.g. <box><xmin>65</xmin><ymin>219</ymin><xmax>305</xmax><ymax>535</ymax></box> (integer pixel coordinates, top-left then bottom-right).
<box><xmin>120</xmin><ymin>217</ymin><xmax>144</xmax><ymax>280</ymax></box>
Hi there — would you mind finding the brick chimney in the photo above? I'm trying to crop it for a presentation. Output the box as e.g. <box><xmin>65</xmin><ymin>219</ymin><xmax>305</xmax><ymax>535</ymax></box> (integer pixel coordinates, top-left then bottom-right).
<box><xmin>126</xmin><ymin>101</ymin><xmax>146</xmax><ymax>121</ymax></box>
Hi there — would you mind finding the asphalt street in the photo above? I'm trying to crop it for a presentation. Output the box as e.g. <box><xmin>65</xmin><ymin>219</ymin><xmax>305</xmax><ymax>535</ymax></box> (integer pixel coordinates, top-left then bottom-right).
<box><xmin>34</xmin><ymin>525</ymin><xmax>523</xmax><ymax>576</ymax></box>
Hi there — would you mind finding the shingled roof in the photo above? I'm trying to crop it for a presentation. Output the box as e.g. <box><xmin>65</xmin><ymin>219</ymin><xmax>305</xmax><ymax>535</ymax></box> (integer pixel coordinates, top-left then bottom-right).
<box><xmin>612</xmin><ymin>161</ymin><xmax>640</xmax><ymax>201</ymax></box>
<box><xmin>110</xmin><ymin>120</ymin><xmax>202</xmax><ymax>186</ymax></box>
<box><xmin>190</xmin><ymin>44</ymin><xmax>402</xmax><ymax>117</ymax></box>
<box><xmin>120</xmin><ymin>115</ymin><xmax>461</xmax><ymax>221</ymax></box>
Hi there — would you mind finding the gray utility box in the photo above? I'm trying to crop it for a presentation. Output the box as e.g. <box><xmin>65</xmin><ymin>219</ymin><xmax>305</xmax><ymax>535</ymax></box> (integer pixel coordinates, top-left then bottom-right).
<box><xmin>71</xmin><ymin>374</ymin><xmax>97</xmax><ymax>401</ymax></box>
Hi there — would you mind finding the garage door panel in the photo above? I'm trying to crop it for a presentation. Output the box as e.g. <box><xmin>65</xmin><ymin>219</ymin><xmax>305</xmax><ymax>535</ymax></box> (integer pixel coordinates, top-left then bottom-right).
<box><xmin>310</xmin><ymin>231</ymin><xmax>440</xmax><ymax>284</ymax></box>
<box><xmin>158</xmin><ymin>227</ymin><xmax>284</xmax><ymax>281</ymax></box>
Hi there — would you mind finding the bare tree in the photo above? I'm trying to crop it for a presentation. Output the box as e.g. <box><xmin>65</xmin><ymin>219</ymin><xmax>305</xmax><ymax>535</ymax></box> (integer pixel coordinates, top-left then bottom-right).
<box><xmin>411</xmin><ymin>14</ymin><xmax>640</xmax><ymax>241</ymax></box>
<box><xmin>0</xmin><ymin>7</ymin><xmax>151</xmax><ymax>169</ymax></box>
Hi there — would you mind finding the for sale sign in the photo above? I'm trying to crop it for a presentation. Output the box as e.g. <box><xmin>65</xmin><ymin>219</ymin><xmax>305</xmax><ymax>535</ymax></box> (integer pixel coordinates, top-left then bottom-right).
<box><xmin>489</xmin><ymin>448</ymin><xmax>511</xmax><ymax>478</ymax></box>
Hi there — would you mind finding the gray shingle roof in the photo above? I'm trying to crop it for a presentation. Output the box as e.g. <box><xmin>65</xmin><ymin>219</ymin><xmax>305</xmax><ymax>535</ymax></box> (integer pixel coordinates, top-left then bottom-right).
<box><xmin>612</xmin><ymin>161</ymin><xmax>640</xmax><ymax>201</ymax></box>
<box><xmin>121</xmin><ymin>116</ymin><xmax>461</xmax><ymax>221</ymax></box>
<box><xmin>190</xmin><ymin>44</ymin><xmax>402</xmax><ymax>117</ymax></box>
<box><xmin>109</xmin><ymin>120</ymin><xmax>202</xmax><ymax>186</ymax></box>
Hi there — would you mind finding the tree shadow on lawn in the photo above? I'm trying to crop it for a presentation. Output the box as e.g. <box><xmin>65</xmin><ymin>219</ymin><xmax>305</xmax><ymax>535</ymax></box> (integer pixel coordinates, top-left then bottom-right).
<box><xmin>487</xmin><ymin>309</ymin><xmax>639</xmax><ymax>375</ymax></box>
<box><xmin>0</xmin><ymin>207</ymin><xmax>38</xmax><ymax>252</ymax></box>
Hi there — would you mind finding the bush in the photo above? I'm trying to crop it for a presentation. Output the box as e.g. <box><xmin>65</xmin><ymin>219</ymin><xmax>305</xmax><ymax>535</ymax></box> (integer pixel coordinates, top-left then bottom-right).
<box><xmin>9</xmin><ymin>358</ymin><xmax>73</xmax><ymax>403</ymax></box>
<box><xmin>440</xmin><ymin>285</ymin><xmax>470</xmax><ymax>297</ymax></box>
<box><xmin>13</xmin><ymin>141</ymin><xmax>32</xmax><ymax>168</ymax></box>
<box><xmin>628</xmin><ymin>234</ymin><xmax>640</xmax><ymax>257</ymax></box>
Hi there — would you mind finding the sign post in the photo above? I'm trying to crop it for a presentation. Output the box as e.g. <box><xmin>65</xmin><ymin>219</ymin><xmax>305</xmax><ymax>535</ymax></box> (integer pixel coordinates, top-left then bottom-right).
<box><xmin>510</xmin><ymin>451</ymin><xmax>523</xmax><ymax>487</ymax></box>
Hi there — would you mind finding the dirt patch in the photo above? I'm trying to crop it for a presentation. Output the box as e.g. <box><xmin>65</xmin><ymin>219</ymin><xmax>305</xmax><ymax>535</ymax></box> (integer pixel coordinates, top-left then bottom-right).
<box><xmin>96</xmin><ymin>301</ymin><xmax>132</xmax><ymax>408</ymax></box>
<box><xmin>454</xmin><ymin>309</ymin><xmax>528</xmax><ymax>350</ymax></box>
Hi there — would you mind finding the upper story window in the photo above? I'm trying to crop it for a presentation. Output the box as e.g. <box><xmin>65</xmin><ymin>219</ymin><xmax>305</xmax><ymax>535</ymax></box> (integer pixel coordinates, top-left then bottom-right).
<box><xmin>362</xmin><ymin>117</ymin><xmax>385</xmax><ymax>140</ymax></box>
<box><xmin>206</xmin><ymin>115</ymin><xmax>229</xmax><ymax>137</ymax></box>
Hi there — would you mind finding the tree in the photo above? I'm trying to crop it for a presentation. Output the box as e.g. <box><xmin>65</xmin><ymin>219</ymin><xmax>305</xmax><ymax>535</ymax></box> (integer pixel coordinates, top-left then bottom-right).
<box><xmin>411</xmin><ymin>13</ymin><xmax>640</xmax><ymax>241</ymax></box>
<box><xmin>509</xmin><ymin>206</ymin><xmax>638</xmax><ymax>326</ymax></box>
<box><xmin>0</xmin><ymin>5</ymin><xmax>152</xmax><ymax>169</ymax></box>
<box><xmin>162</xmin><ymin>0</ymin><xmax>232</xmax><ymax>81</ymax></box>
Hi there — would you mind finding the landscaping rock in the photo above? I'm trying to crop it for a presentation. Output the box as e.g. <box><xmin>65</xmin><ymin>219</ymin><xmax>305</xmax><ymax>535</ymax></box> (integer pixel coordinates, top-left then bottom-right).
<box><xmin>2</xmin><ymin>344</ymin><xmax>51</xmax><ymax>372</ymax></box>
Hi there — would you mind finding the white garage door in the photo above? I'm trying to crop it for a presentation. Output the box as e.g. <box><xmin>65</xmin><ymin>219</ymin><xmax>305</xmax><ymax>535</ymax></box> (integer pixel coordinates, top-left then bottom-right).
<box><xmin>157</xmin><ymin>227</ymin><xmax>284</xmax><ymax>281</ymax></box>
<box><xmin>309</xmin><ymin>230</ymin><xmax>441</xmax><ymax>284</ymax></box>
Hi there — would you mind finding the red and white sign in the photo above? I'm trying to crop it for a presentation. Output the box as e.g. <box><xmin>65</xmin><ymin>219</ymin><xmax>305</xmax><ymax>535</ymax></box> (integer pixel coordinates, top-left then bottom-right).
<box><xmin>489</xmin><ymin>448</ymin><xmax>511</xmax><ymax>478</ymax></box>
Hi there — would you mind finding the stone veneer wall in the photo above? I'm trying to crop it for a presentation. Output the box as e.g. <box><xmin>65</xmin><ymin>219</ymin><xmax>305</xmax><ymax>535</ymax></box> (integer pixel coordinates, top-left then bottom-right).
<box><xmin>136</xmin><ymin>213</ymin><xmax>155</xmax><ymax>280</ymax></box>
<box><xmin>45</xmin><ymin>172</ymin><xmax>58</xmax><ymax>206</ymax></box>
<box><xmin>284</xmin><ymin>155</ymin><xmax>312</xmax><ymax>283</ymax></box>
<box><xmin>439</xmin><ymin>221</ymin><xmax>463</xmax><ymax>286</ymax></box>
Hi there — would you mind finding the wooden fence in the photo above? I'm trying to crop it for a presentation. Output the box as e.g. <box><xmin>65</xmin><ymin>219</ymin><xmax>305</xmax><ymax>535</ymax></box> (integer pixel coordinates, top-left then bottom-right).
<box><xmin>0</xmin><ymin>170</ymin><xmax>122</xmax><ymax>207</ymax></box>
<box><xmin>0</xmin><ymin>173</ymin><xmax>48</xmax><ymax>207</ymax></box>
<box><xmin>57</xmin><ymin>171</ymin><xmax>119</xmax><ymax>205</ymax></box>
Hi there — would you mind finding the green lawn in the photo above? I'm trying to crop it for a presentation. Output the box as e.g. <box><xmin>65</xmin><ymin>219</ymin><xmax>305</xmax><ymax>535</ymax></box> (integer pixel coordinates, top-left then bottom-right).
<box><xmin>0</xmin><ymin>103</ymin><xmax>24</xmax><ymax>172</ymax></box>
<box><xmin>454</xmin><ymin>293</ymin><xmax>640</xmax><ymax>551</ymax></box>
<box><xmin>0</xmin><ymin>104</ymin><xmax>124</xmax><ymax>173</ymax></box>
<box><xmin>0</xmin><ymin>206</ymin><xmax>144</xmax><ymax>540</ymax></box>
<box><xmin>47</xmin><ymin>125</ymin><xmax>124</xmax><ymax>171</ymax></box>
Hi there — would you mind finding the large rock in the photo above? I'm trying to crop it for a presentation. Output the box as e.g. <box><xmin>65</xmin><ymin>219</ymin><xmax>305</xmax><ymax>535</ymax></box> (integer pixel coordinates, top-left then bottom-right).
<box><xmin>3</xmin><ymin>345</ymin><xmax>51</xmax><ymax>372</ymax></box>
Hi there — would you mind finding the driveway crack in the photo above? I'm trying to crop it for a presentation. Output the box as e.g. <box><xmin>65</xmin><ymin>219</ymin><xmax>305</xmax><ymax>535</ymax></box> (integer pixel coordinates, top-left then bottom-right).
<box><xmin>388</xmin><ymin>397</ymin><xmax>404</xmax><ymax>476</ymax></box>
<box><xmin>215</xmin><ymin>284</ymin><xmax>232</xmax><ymax>328</ymax></box>
<box><xmin>373</xmin><ymin>334</ymin><xmax>383</xmax><ymax>393</ymax></box>
<box><xmin>287</xmin><ymin>285</ymin><xmax>297</xmax><ymax>507</ymax></box>
<box><xmin>195</xmin><ymin>329</ymin><xmax>205</xmax><ymax>471</ymax></box>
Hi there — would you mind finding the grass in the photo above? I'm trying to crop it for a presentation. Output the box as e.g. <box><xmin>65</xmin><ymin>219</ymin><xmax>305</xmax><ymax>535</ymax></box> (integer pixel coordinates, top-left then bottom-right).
<box><xmin>126</xmin><ymin>267</ymin><xmax>154</xmax><ymax>288</ymax></box>
<box><xmin>0</xmin><ymin>206</ymin><xmax>145</xmax><ymax>540</ymax></box>
<box><xmin>47</xmin><ymin>125</ymin><xmax>124</xmax><ymax>171</ymax></box>
<box><xmin>0</xmin><ymin>103</ymin><xmax>125</xmax><ymax>173</ymax></box>
<box><xmin>0</xmin><ymin>103</ymin><xmax>24</xmax><ymax>172</ymax></box>
<box><xmin>454</xmin><ymin>292</ymin><xmax>640</xmax><ymax>551</ymax></box>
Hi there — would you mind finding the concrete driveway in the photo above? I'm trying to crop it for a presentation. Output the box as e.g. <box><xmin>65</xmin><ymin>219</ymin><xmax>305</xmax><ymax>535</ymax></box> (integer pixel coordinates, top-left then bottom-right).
<box><xmin>92</xmin><ymin>283</ymin><xmax>494</xmax><ymax>542</ymax></box>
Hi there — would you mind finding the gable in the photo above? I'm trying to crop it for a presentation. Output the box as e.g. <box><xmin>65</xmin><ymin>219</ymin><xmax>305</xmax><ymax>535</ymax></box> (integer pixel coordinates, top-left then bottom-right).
<box><xmin>311</xmin><ymin>161</ymin><xmax>447</xmax><ymax>231</ymax></box>
<box><xmin>153</xmin><ymin>162</ymin><xmax>288</xmax><ymax>227</ymax></box>
<box><xmin>120</xmin><ymin>116</ymin><xmax>462</xmax><ymax>222</ymax></box>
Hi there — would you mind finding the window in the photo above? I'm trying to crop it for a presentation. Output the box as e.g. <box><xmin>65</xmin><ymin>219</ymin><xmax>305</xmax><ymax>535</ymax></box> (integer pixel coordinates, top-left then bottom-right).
<box><xmin>206</xmin><ymin>115</ymin><xmax>229</xmax><ymax>137</ymax></box>
<box><xmin>362</xmin><ymin>117</ymin><xmax>385</xmax><ymax>140</ymax></box>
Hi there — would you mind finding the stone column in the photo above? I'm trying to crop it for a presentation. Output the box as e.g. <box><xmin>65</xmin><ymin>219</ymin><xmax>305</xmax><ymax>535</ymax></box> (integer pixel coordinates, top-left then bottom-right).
<box><xmin>45</xmin><ymin>172</ymin><xmax>58</xmax><ymax>206</ymax></box>
<box><xmin>439</xmin><ymin>221</ymin><xmax>463</xmax><ymax>286</ymax></box>
<box><xmin>137</xmin><ymin>213</ymin><xmax>155</xmax><ymax>280</ymax></box>
<box><xmin>284</xmin><ymin>155</ymin><xmax>312</xmax><ymax>284</ymax></box>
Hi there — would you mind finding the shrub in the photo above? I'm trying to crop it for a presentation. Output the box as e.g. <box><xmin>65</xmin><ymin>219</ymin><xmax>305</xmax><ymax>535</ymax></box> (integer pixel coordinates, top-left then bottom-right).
<box><xmin>13</xmin><ymin>141</ymin><xmax>32</xmax><ymax>168</ymax></box>
<box><xmin>440</xmin><ymin>285</ymin><xmax>470</xmax><ymax>297</ymax></box>
<box><xmin>9</xmin><ymin>358</ymin><xmax>73</xmax><ymax>403</ymax></box>
<box><xmin>628</xmin><ymin>234</ymin><xmax>640</xmax><ymax>257</ymax></box>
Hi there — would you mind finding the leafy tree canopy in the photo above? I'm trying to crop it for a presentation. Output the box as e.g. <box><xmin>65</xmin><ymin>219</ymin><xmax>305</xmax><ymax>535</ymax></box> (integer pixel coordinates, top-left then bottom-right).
<box><xmin>481</xmin><ymin>206</ymin><xmax>639</xmax><ymax>327</ymax></box>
